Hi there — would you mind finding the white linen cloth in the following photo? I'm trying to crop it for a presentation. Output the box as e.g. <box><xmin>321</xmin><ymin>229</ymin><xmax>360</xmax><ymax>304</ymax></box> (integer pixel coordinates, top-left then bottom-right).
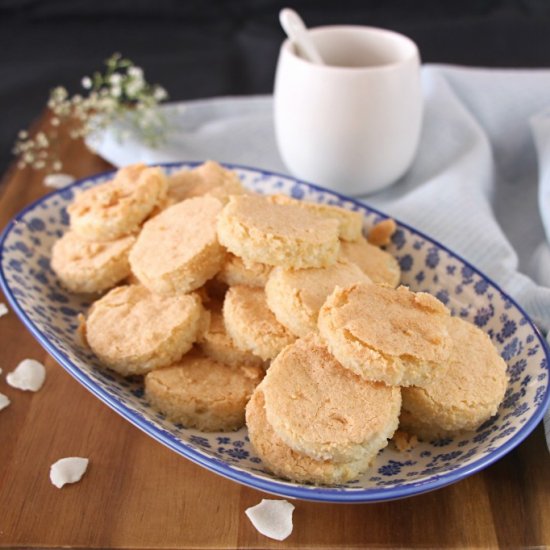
<box><xmin>88</xmin><ymin>64</ymin><xmax>550</xmax><ymax>447</ymax></box>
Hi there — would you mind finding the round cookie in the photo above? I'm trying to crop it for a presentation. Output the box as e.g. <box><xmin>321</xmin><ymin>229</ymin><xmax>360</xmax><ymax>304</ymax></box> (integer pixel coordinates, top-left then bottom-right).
<box><xmin>145</xmin><ymin>193</ymin><xmax>177</xmax><ymax>220</ymax></box>
<box><xmin>398</xmin><ymin>409</ymin><xmax>456</xmax><ymax>441</ymax></box>
<box><xmin>318</xmin><ymin>283</ymin><xmax>452</xmax><ymax>387</ymax></box>
<box><xmin>68</xmin><ymin>164</ymin><xmax>167</xmax><ymax>241</ymax></box>
<box><xmin>246</xmin><ymin>390</ymin><xmax>377</xmax><ymax>485</ymax></box>
<box><xmin>262</xmin><ymin>335</ymin><xmax>401</xmax><ymax>463</ymax></box>
<box><xmin>400</xmin><ymin>316</ymin><xmax>508</xmax><ymax>439</ymax></box>
<box><xmin>86</xmin><ymin>285</ymin><xmax>205</xmax><ymax>376</ymax></box>
<box><xmin>51</xmin><ymin>230</ymin><xmax>135</xmax><ymax>293</ymax></box>
<box><xmin>339</xmin><ymin>237</ymin><xmax>400</xmax><ymax>287</ymax></box>
<box><xmin>216</xmin><ymin>253</ymin><xmax>271</xmax><ymax>288</ymax></box>
<box><xmin>145</xmin><ymin>353</ymin><xmax>264</xmax><ymax>431</ymax></box>
<box><xmin>199</xmin><ymin>308</ymin><xmax>265</xmax><ymax>369</ymax></box>
<box><xmin>223</xmin><ymin>286</ymin><xmax>296</xmax><ymax>361</ymax></box>
<box><xmin>265</xmin><ymin>259</ymin><xmax>371</xmax><ymax>337</ymax></box>
<box><xmin>129</xmin><ymin>196</ymin><xmax>226</xmax><ymax>295</ymax></box>
<box><xmin>217</xmin><ymin>194</ymin><xmax>341</xmax><ymax>269</ymax></box>
<box><xmin>266</xmin><ymin>194</ymin><xmax>363</xmax><ymax>242</ymax></box>
<box><xmin>168</xmin><ymin>160</ymin><xmax>246</xmax><ymax>204</ymax></box>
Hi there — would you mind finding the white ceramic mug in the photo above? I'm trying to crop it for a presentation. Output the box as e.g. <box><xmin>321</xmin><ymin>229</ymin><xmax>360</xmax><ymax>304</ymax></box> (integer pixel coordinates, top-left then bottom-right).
<box><xmin>274</xmin><ymin>25</ymin><xmax>423</xmax><ymax>195</ymax></box>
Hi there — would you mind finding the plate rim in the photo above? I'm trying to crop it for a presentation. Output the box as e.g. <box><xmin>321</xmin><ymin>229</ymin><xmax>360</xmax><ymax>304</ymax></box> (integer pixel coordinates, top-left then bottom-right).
<box><xmin>1</xmin><ymin>161</ymin><xmax>549</xmax><ymax>503</ymax></box>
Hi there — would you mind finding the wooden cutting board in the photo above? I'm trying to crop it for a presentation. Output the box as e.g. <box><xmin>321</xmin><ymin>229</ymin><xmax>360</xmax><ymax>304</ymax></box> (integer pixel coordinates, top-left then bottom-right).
<box><xmin>1</xmin><ymin>112</ymin><xmax>549</xmax><ymax>549</ymax></box>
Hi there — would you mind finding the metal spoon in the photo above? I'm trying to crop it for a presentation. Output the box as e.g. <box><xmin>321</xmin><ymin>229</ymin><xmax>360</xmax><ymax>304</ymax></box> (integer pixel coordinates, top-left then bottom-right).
<box><xmin>279</xmin><ymin>8</ymin><xmax>325</xmax><ymax>65</ymax></box>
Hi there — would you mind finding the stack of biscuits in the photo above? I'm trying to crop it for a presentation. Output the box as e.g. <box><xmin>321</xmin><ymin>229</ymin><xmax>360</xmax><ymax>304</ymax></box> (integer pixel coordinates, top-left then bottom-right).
<box><xmin>51</xmin><ymin>161</ymin><xmax>508</xmax><ymax>486</ymax></box>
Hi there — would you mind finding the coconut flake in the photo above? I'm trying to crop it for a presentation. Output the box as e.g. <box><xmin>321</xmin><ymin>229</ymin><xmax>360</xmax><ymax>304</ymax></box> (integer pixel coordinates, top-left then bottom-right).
<box><xmin>6</xmin><ymin>359</ymin><xmax>46</xmax><ymax>391</ymax></box>
<box><xmin>0</xmin><ymin>393</ymin><xmax>10</xmax><ymax>411</ymax></box>
<box><xmin>245</xmin><ymin>499</ymin><xmax>295</xmax><ymax>541</ymax></box>
<box><xmin>43</xmin><ymin>173</ymin><xmax>75</xmax><ymax>189</ymax></box>
<box><xmin>0</xmin><ymin>302</ymin><xmax>8</xmax><ymax>318</ymax></box>
<box><xmin>50</xmin><ymin>457</ymin><xmax>89</xmax><ymax>488</ymax></box>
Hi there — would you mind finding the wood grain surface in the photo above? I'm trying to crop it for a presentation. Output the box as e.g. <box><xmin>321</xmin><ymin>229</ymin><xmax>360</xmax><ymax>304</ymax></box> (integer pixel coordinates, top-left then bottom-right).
<box><xmin>1</xmin><ymin>112</ymin><xmax>550</xmax><ymax>549</ymax></box>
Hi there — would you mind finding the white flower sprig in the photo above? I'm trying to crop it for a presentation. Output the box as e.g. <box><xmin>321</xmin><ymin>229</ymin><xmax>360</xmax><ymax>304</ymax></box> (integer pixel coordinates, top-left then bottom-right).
<box><xmin>13</xmin><ymin>53</ymin><xmax>169</xmax><ymax>172</ymax></box>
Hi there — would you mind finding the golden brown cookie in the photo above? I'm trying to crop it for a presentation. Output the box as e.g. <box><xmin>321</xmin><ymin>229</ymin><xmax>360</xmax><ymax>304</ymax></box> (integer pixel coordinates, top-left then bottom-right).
<box><xmin>145</xmin><ymin>193</ymin><xmax>177</xmax><ymax>220</ymax></box>
<box><xmin>216</xmin><ymin>253</ymin><xmax>272</xmax><ymax>288</ymax></box>
<box><xmin>217</xmin><ymin>194</ymin><xmax>340</xmax><ymax>268</ymax></box>
<box><xmin>51</xmin><ymin>230</ymin><xmax>135</xmax><ymax>293</ymax></box>
<box><xmin>398</xmin><ymin>409</ymin><xmax>456</xmax><ymax>441</ymax></box>
<box><xmin>266</xmin><ymin>194</ymin><xmax>363</xmax><ymax>242</ymax></box>
<box><xmin>264</xmin><ymin>259</ymin><xmax>371</xmax><ymax>337</ymax></box>
<box><xmin>246</xmin><ymin>390</ymin><xmax>377</xmax><ymax>485</ymax></box>
<box><xmin>400</xmin><ymin>316</ymin><xmax>508</xmax><ymax>439</ymax></box>
<box><xmin>145</xmin><ymin>353</ymin><xmax>264</xmax><ymax>431</ymax></box>
<box><xmin>86</xmin><ymin>285</ymin><xmax>205</xmax><ymax>376</ymax></box>
<box><xmin>223</xmin><ymin>285</ymin><xmax>296</xmax><ymax>361</ymax></box>
<box><xmin>318</xmin><ymin>283</ymin><xmax>452</xmax><ymax>387</ymax></box>
<box><xmin>339</xmin><ymin>237</ymin><xmax>400</xmax><ymax>287</ymax></box>
<box><xmin>262</xmin><ymin>335</ymin><xmax>401</xmax><ymax>463</ymax></box>
<box><xmin>198</xmin><ymin>307</ymin><xmax>265</xmax><ymax>369</ymax></box>
<box><xmin>68</xmin><ymin>164</ymin><xmax>167</xmax><ymax>241</ymax></box>
<box><xmin>167</xmin><ymin>161</ymin><xmax>246</xmax><ymax>204</ymax></box>
<box><xmin>129</xmin><ymin>196</ymin><xmax>225</xmax><ymax>295</ymax></box>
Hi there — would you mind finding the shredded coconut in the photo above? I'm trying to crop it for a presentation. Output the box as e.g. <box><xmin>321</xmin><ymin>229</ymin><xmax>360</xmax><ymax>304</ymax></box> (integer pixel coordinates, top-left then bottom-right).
<box><xmin>50</xmin><ymin>457</ymin><xmax>89</xmax><ymax>488</ymax></box>
<box><xmin>43</xmin><ymin>173</ymin><xmax>75</xmax><ymax>189</ymax></box>
<box><xmin>6</xmin><ymin>359</ymin><xmax>46</xmax><ymax>391</ymax></box>
<box><xmin>0</xmin><ymin>393</ymin><xmax>10</xmax><ymax>411</ymax></box>
<box><xmin>245</xmin><ymin>499</ymin><xmax>295</xmax><ymax>541</ymax></box>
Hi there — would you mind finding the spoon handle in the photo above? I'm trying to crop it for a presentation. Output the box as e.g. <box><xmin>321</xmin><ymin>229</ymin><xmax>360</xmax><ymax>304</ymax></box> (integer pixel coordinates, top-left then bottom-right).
<box><xmin>279</xmin><ymin>8</ymin><xmax>325</xmax><ymax>65</ymax></box>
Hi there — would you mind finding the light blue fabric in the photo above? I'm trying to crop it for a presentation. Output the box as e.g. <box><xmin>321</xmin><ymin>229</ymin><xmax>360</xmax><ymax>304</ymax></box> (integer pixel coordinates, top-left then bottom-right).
<box><xmin>88</xmin><ymin>64</ymin><xmax>550</xmax><ymax>448</ymax></box>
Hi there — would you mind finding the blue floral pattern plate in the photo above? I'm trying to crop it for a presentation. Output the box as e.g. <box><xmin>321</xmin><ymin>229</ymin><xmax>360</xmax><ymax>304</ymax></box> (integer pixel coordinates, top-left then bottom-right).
<box><xmin>0</xmin><ymin>162</ymin><xmax>548</xmax><ymax>503</ymax></box>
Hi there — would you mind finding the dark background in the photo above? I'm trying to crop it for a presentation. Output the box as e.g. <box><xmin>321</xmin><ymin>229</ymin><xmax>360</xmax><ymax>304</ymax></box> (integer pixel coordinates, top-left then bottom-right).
<box><xmin>3</xmin><ymin>0</ymin><xmax>550</xmax><ymax>176</ymax></box>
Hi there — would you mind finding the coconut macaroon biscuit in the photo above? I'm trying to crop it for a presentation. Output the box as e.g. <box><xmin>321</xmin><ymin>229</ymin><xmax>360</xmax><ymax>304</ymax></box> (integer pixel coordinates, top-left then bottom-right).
<box><xmin>400</xmin><ymin>316</ymin><xmax>508</xmax><ymax>440</ymax></box>
<box><xmin>262</xmin><ymin>335</ymin><xmax>401</xmax><ymax>463</ymax></box>
<box><xmin>168</xmin><ymin>160</ymin><xmax>246</xmax><ymax>204</ymax></box>
<box><xmin>318</xmin><ymin>283</ymin><xmax>452</xmax><ymax>387</ymax></box>
<box><xmin>130</xmin><ymin>196</ymin><xmax>225</xmax><ymax>295</ymax></box>
<box><xmin>266</xmin><ymin>194</ymin><xmax>363</xmax><ymax>242</ymax></box>
<box><xmin>223</xmin><ymin>286</ymin><xmax>296</xmax><ymax>361</ymax></box>
<box><xmin>216</xmin><ymin>253</ymin><xmax>272</xmax><ymax>288</ymax></box>
<box><xmin>68</xmin><ymin>163</ymin><xmax>167</xmax><ymax>242</ymax></box>
<box><xmin>246</xmin><ymin>390</ymin><xmax>378</xmax><ymax>485</ymax></box>
<box><xmin>85</xmin><ymin>285</ymin><xmax>205</xmax><ymax>376</ymax></box>
<box><xmin>339</xmin><ymin>237</ymin><xmax>400</xmax><ymax>288</ymax></box>
<box><xmin>199</xmin><ymin>308</ymin><xmax>265</xmax><ymax>369</ymax></box>
<box><xmin>145</xmin><ymin>353</ymin><xmax>264</xmax><ymax>432</ymax></box>
<box><xmin>265</xmin><ymin>259</ymin><xmax>371</xmax><ymax>338</ymax></box>
<box><xmin>217</xmin><ymin>194</ymin><xmax>341</xmax><ymax>269</ymax></box>
<box><xmin>51</xmin><ymin>230</ymin><xmax>135</xmax><ymax>294</ymax></box>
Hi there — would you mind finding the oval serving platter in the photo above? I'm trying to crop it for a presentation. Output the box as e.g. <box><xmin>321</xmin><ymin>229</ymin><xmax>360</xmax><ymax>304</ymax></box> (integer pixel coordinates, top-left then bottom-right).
<box><xmin>0</xmin><ymin>162</ymin><xmax>548</xmax><ymax>503</ymax></box>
